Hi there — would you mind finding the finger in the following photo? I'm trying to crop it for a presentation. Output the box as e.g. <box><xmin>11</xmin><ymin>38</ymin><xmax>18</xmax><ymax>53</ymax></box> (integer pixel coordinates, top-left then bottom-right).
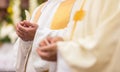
<box><xmin>16</xmin><ymin>30</ymin><xmax>24</xmax><ymax>38</ymax></box>
<box><xmin>40</xmin><ymin>43</ymin><xmax>57</xmax><ymax>52</ymax></box>
<box><xmin>16</xmin><ymin>32</ymin><xmax>28</xmax><ymax>41</ymax></box>
<box><xmin>16</xmin><ymin>26</ymin><xmax>24</xmax><ymax>35</ymax></box>
<box><xmin>44</xmin><ymin>39</ymin><xmax>50</xmax><ymax>45</ymax></box>
<box><xmin>17</xmin><ymin>30</ymin><xmax>24</xmax><ymax>37</ymax></box>
<box><xmin>23</xmin><ymin>20</ymin><xmax>35</xmax><ymax>27</ymax></box>
<box><xmin>52</xmin><ymin>37</ymin><xmax>64</xmax><ymax>43</ymax></box>
<box><xmin>47</xmin><ymin>36</ymin><xmax>53</xmax><ymax>44</ymax></box>
<box><xmin>20</xmin><ymin>21</ymin><xmax>24</xmax><ymax>26</ymax></box>
<box><xmin>39</xmin><ymin>39</ymin><xmax>50</xmax><ymax>47</ymax></box>
<box><xmin>39</xmin><ymin>40</ymin><xmax>47</xmax><ymax>47</ymax></box>
<box><xmin>37</xmin><ymin>48</ymin><xmax>50</xmax><ymax>60</ymax></box>
<box><xmin>38</xmin><ymin>46</ymin><xmax>49</xmax><ymax>52</ymax></box>
<box><xmin>17</xmin><ymin>23</ymin><xmax>28</xmax><ymax>32</ymax></box>
<box><xmin>22</xmin><ymin>20</ymin><xmax>31</xmax><ymax>27</ymax></box>
<box><xmin>37</xmin><ymin>48</ymin><xmax>57</xmax><ymax>61</ymax></box>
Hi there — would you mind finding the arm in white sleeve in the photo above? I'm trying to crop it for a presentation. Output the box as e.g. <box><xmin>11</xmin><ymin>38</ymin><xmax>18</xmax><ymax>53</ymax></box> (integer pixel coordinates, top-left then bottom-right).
<box><xmin>14</xmin><ymin>38</ymin><xmax>33</xmax><ymax>71</ymax></box>
<box><xmin>57</xmin><ymin>1</ymin><xmax>120</xmax><ymax>72</ymax></box>
<box><xmin>14</xmin><ymin>4</ymin><xmax>44</xmax><ymax>71</ymax></box>
<box><xmin>14</xmin><ymin>3</ymin><xmax>43</xmax><ymax>56</ymax></box>
<box><xmin>29</xmin><ymin>27</ymin><xmax>52</xmax><ymax>72</ymax></box>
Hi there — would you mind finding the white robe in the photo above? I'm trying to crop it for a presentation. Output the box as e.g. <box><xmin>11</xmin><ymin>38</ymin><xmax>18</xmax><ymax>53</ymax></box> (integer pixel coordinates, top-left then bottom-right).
<box><xmin>14</xmin><ymin>0</ymin><xmax>74</xmax><ymax>72</ymax></box>
<box><xmin>57</xmin><ymin>0</ymin><xmax>120</xmax><ymax>72</ymax></box>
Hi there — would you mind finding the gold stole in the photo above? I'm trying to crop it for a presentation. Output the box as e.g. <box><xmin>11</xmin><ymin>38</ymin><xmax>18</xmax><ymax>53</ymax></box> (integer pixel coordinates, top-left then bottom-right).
<box><xmin>32</xmin><ymin>2</ymin><xmax>46</xmax><ymax>23</ymax></box>
<box><xmin>50</xmin><ymin>0</ymin><xmax>76</xmax><ymax>30</ymax></box>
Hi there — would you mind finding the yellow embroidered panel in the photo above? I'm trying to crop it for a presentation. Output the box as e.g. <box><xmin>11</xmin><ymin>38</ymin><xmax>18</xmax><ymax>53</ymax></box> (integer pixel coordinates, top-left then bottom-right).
<box><xmin>50</xmin><ymin>0</ymin><xmax>76</xmax><ymax>30</ymax></box>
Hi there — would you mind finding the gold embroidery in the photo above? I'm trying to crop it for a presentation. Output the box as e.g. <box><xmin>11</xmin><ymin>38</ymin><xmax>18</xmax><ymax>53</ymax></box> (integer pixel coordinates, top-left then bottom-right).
<box><xmin>50</xmin><ymin>0</ymin><xmax>76</xmax><ymax>30</ymax></box>
<box><xmin>70</xmin><ymin>0</ymin><xmax>86</xmax><ymax>40</ymax></box>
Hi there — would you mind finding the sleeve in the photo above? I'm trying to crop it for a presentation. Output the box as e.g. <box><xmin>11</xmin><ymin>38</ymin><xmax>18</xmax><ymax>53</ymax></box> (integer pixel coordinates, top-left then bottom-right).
<box><xmin>30</xmin><ymin>27</ymin><xmax>56</xmax><ymax>72</ymax></box>
<box><xmin>14</xmin><ymin>38</ymin><xmax>33</xmax><ymax>70</ymax></box>
<box><xmin>27</xmin><ymin>28</ymin><xmax>51</xmax><ymax>72</ymax></box>
<box><xmin>49</xmin><ymin>26</ymin><xmax>72</xmax><ymax>38</ymax></box>
<box><xmin>57</xmin><ymin>1</ymin><xmax>120</xmax><ymax>72</ymax></box>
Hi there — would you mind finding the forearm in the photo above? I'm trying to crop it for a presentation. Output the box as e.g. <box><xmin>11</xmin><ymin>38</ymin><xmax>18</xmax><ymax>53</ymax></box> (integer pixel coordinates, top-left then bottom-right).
<box><xmin>57</xmin><ymin>28</ymin><xmax>120</xmax><ymax>72</ymax></box>
<box><xmin>15</xmin><ymin>38</ymin><xmax>33</xmax><ymax>71</ymax></box>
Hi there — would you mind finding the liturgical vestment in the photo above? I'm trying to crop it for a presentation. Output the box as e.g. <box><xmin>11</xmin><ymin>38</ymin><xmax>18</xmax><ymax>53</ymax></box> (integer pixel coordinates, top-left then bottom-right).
<box><xmin>14</xmin><ymin>0</ymin><xmax>76</xmax><ymax>72</ymax></box>
<box><xmin>57</xmin><ymin>0</ymin><xmax>120</xmax><ymax>72</ymax></box>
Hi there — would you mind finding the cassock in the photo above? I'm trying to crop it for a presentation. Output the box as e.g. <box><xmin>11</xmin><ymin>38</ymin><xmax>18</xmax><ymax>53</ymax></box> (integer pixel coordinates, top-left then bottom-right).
<box><xmin>14</xmin><ymin>0</ymin><xmax>76</xmax><ymax>72</ymax></box>
<box><xmin>57</xmin><ymin>0</ymin><xmax>120</xmax><ymax>72</ymax></box>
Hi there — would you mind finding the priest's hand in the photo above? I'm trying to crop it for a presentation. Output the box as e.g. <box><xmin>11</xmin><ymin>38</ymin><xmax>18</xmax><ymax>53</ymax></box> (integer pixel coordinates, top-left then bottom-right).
<box><xmin>37</xmin><ymin>36</ymin><xmax>63</xmax><ymax>61</ymax></box>
<box><xmin>37</xmin><ymin>43</ymin><xmax>57</xmax><ymax>61</ymax></box>
<box><xmin>16</xmin><ymin>20</ymin><xmax>38</xmax><ymax>41</ymax></box>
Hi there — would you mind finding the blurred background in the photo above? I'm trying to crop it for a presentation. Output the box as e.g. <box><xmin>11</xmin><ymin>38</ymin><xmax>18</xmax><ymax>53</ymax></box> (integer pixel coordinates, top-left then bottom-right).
<box><xmin>0</xmin><ymin>0</ymin><xmax>46</xmax><ymax>71</ymax></box>
<box><xmin>0</xmin><ymin>0</ymin><xmax>46</xmax><ymax>43</ymax></box>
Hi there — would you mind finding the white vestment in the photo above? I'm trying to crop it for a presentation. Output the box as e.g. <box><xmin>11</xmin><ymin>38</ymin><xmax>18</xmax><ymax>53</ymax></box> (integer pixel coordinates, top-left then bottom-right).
<box><xmin>14</xmin><ymin>0</ymin><xmax>74</xmax><ymax>72</ymax></box>
<box><xmin>57</xmin><ymin>0</ymin><xmax>120</xmax><ymax>72</ymax></box>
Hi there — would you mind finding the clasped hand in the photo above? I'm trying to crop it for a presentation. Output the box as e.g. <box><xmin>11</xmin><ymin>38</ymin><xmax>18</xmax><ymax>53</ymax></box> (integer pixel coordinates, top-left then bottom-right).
<box><xmin>37</xmin><ymin>36</ymin><xmax>63</xmax><ymax>61</ymax></box>
<box><xmin>16</xmin><ymin>20</ymin><xmax>38</xmax><ymax>41</ymax></box>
